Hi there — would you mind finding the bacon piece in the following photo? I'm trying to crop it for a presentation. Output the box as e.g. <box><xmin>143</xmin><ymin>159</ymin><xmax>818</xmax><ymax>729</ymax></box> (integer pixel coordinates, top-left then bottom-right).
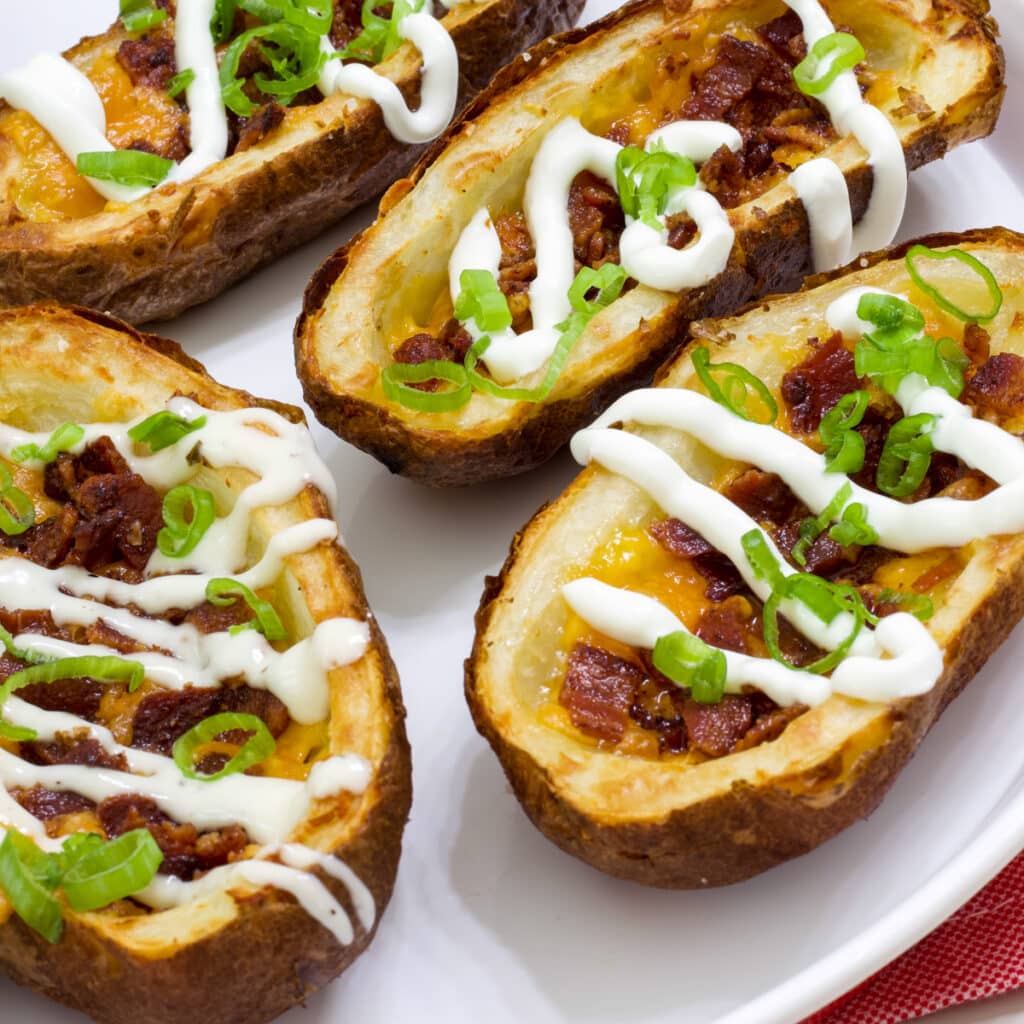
<box><xmin>130</xmin><ymin>688</ymin><xmax>221</xmax><ymax>756</ymax></box>
<box><xmin>695</xmin><ymin>596</ymin><xmax>758</xmax><ymax>655</ymax></box>
<box><xmin>12</xmin><ymin>786</ymin><xmax>94</xmax><ymax>821</ymax></box>
<box><xmin>630</xmin><ymin>677</ymin><xmax>688</xmax><ymax>753</ymax></box>
<box><xmin>5</xmin><ymin>506</ymin><xmax>77</xmax><ymax>568</ymax></box>
<box><xmin>393</xmin><ymin>333</ymin><xmax>451</xmax><ymax>366</ymax></box>
<box><xmin>733</xmin><ymin>702</ymin><xmax>806</xmax><ymax>752</ymax></box>
<box><xmin>184</xmin><ymin>599</ymin><xmax>255</xmax><ymax>635</ymax></box>
<box><xmin>221</xmin><ymin>685</ymin><xmax>291</xmax><ymax>739</ymax></box>
<box><xmin>964</xmin><ymin>352</ymin><xmax>1024</xmax><ymax>420</ymax></box>
<box><xmin>723</xmin><ymin>469</ymin><xmax>798</xmax><ymax>525</ymax></box>
<box><xmin>568</xmin><ymin>171</ymin><xmax>624</xmax><ymax>269</ymax></box>
<box><xmin>648</xmin><ymin>518</ymin><xmax>745</xmax><ymax>600</ymax></box>
<box><xmin>234</xmin><ymin>103</ymin><xmax>286</xmax><ymax>153</ymax></box>
<box><xmin>17</xmin><ymin>678</ymin><xmax>108</xmax><ymax>723</ymax></box>
<box><xmin>774</xmin><ymin>518</ymin><xmax>852</xmax><ymax>577</ymax></box>
<box><xmin>117</xmin><ymin>33</ymin><xmax>178</xmax><ymax>91</ymax></box>
<box><xmin>681</xmin><ymin>695</ymin><xmax>754</xmax><ymax>758</ymax></box>
<box><xmin>21</xmin><ymin>734</ymin><xmax>127</xmax><ymax>772</ymax></box>
<box><xmin>98</xmin><ymin>795</ymin><xmax>248</xmax><ymax>880</ymax></box>
<box><xmin>559</xmin><ymin>643</ymin><xmax>643</xmax><ymax>744</ymax></box>
<box><xmin>756</xmin><ymin>11</ymin><xmax>808</xmax><ymax>62</ymax></box>
<box><xmin>329</xmin><ymin>1</ymin><xmax>364</xmax><ymax>49</ymax></box>
<box><xmin>781</xmin><ymin>334</ymin><xmax>859</xmax><ymax>433</ymax></box>
<box><xmin>70</xmin><ymin>471</ymin><xmax>164</xmax><ymax>571</ymax></box>
<box><xmin>962</xmin><ymin>323</ymin><xmax>991</xmax><ymax>367</ymax></box>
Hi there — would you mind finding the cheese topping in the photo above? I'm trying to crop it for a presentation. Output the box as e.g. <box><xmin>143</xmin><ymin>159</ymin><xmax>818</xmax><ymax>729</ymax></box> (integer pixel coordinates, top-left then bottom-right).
<box><xmin>0</xmin><ymin>400</ymin><xmax>379</xmax><ymax>942</ymax></box>
<box><xmin>447</xmin><ymin>0</ymin><xmax>907</xmax><ymax>384</ymax></box>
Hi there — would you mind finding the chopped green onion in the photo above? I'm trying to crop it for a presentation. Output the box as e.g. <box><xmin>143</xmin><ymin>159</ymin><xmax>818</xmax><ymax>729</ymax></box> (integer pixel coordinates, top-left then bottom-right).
<box><xmin>741</xmin><ymin>529</ymin><xmax>786</xmax><ymax>591</ymax></box>
<box><xmin>61</xmin><ymin>830</ymin><xmax>163</xmax><ymax>913</ymax></box>
<box><xmin>792</xmin><ymin>482</ymin><xmax>852</xmax><ymax>567</ymax></box>
<box><xmin>167</xmin><ymin>68</ymin><xmax>196</xmax><ymax>99</ymax></box>
<box><xmin>0</xmin><ymin>464</ymin><xmax>35</xmax><ymax>537</ymax></box>
<box><xmin>819</xmin><ymin>391</ymin><xmax>868</xmax><ymax>474</ymax></box>
<box><xmin>905</xmin><ymin>244</ymin><xmax>1003</xmax><ymax>323</ymax></box>
<box><xmin>128</xmin><ymin>411</ymin><xmax>206</xmax><ymax>452</ymax></box>
<box><xmin>763</xmin><ymin>580</ymin><xmax>867</xmax><ymax>675</ymax></box>
<box><xmin>453</xmin><ymin>270</ymin><xmax>512</xmax><ymax>333</ymax></box>
<box><xmin>692</xmin><ymin>348</ymin><xmax>778</xmax><ymax>425</ymax></box>
<box><xmin>205</xmin><ymin>579</ymin><xmax>288</xmax><ymax>641</ymax></box>
<box><xmin>0</xmin><ymin>832</ymin><xmax>63</xmax><ymax>943</ymax></box>
<box><xmin>220</xmin><ymin>22</ymin><xmax>328</xmax><ymax>116</ymax></box>
<box><xmin>120</xmin><ymin>0</ymin><xmax>168</xmax><ymax>33</ymax></box>
<box><xmin>339</xmin><ymin>0</ymin><xmax>426</xmax><ymax>64</ymax></box>
<box><xmin>875</xmin><ymin>588</ymin><xmax>934</xmax><ymax>620</ymax></box>
<box><xmin>0</xmin><ymin>656</ymin><xmax>145</xmax><ymax>741</ymax></box>
<box><xmin>793</xmin><ymin>31</ymin><xmax>865</xmax><ymax>96</ymax></box>
<box><xmin>855</xmin><ymin>332</ymin><xmax>969</xmax><ymax>399</ymax></box>
<box><xmin>856</xmin><ymin>294</ymin><xmax>925</xmax><ymax>347</ymax></box>
<box><xmin>11</xmin><ymin>423</ymin><xmax>84</xmax><ymax>465</ymax></box>
<box><xmin>173</xmin><ymin>713</ymin><xmax>276</xmax><ymax>781</ymax></box>
<box><xmin>157</xmin><ymin>486</ymin><xmax>216</xmax><ymax>559</ymax></box>
<box><xmin>381</xmin><ymin>360</ymin><xmax>473</xmax><ymax>413</ymax></box>
<box><xmin>876</xmin><ymin>414</ymin><xmax>936</xmax><ymax>497</ymax></box>
<box><xmin>210</xmin><ymin>0</ymin><xmax>238</xmax><ymax>43</ymax></box>
<box><xmin>829</xmin><ymin>502</ymin><xmax>878</xmax><ymax>547</ymax></box>
<box><xmin>77</xmin><ymin>151</ymin><xmax>173</xmax><ymax>188</ymax></box>
<box><xmin>58</xmin><ymin>833</ymin><xmax>106</xmax><ymax>876</ymax></box>
<box><xmin>462</xmin><ymin>264</ymin><xmax>627</xmax><ymax>404</ymax></box>
<box><xmin>651</xmin><ymin>630</ymin><xmax>727</xmax><ymax>704</ymax></box>
<box><xmin>615</xmin><ymin>144</ymin><xmax>697</xmax><ymax>229</ymax></box>
<box><xmin>239</xmin><ymin>0</ymin><xmax>333</xmax><ymax>33</ymax></box>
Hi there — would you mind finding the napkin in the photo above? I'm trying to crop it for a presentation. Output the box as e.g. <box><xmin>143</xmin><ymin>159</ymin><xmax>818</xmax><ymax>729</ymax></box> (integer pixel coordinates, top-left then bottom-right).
<box><xmin>804</xmin><ymin>851</ymin><xmax>1024</xmax><ymax>1023</ymax></box>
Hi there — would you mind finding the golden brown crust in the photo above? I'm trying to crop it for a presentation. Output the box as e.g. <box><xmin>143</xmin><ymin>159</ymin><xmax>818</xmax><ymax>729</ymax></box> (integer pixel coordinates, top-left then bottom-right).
<box><xmin>0</xmin><ymin>0</ymin><xmax>585</xmax><ymax>324</ymax></box>
<box><xmin>295</xmin><ymin>0</ymin><xmax>1005</xmax><ymax>487</ymax></box>
<box><xmin>464</xmin><ymin>227</ymin><xmax>1024</xmax><ymax>888</ymax></box>
<box><xmin>0</xmin><ymin>305</ymin><xmax>412</xmax><ymax>1023</ymax></box>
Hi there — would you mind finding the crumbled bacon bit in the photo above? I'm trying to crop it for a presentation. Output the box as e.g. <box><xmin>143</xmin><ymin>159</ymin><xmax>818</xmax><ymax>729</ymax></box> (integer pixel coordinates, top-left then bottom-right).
<box><xmin>568</xmin><ymin>171</ymin><xmax>624</xmax><ymax>269</ymax></box>
<box><xmin>234</xmin><ymin>103</ymin><xmax>286</xmax><ymax>153</ymax></box>
<box><xmin>962</xmin><ymin>323</ymin><xmax>991</xmax><ymax>367</ymax></box>
<box><xmin>21</xmin><ymin>733</ymin><xmax>127</xmax><ymax>772</ymax></box>
<box><xmin>732</xmin><ymin>702</ymin><xmax>807</xmax><ymax>752</ymax></box>
<box><xmin>964</xmin><ymin>352</ymin><xmax>1024</xmax><ymax>420</ymax></box>
<box><xmin>780</xmin><ymin>334</ymin><xmax>859</xmax><ymax>433</ymax></box>
<box><xmin>695</xmin><ymin>596</ymin><xmax>758</xmax><ymax>655</ymax></box>
<box><xmin>648</xmin><ymin>518</ymin><xmax>745</xmax><ymax>600</ymax></box>
<box><xmin>116</xmin><ymin>33</ymin><xmax>178</xmax><ymax>91</ymax></box>
<box><xmin>12</xmin><ymin>786</ymin><xmax>94</xmax><ymax>821</ymax></box>
<box><xmin>559</xmin><ymin>643</ymin><xmax>643</xmax><ymax>744</ymax></box>
<box><xmin>724</xmin><ymin>469</ymin><xmax>799</xmax><ymax>525</ymax></box>
<box><xmin>681</xmin><ymin>696</ymin><xmax>754</xmax><ymax>758</ymax></box>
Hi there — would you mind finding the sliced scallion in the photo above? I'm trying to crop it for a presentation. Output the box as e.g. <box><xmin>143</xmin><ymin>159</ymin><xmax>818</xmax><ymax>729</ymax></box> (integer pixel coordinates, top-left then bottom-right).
<box><xmin>651</xmin><ymin>631</ymin><xmax>727</xmax><ymax>704</ymax></box>
<box><xmin>11</xmin><ymin>423</ymin><xmax>84</xmax><ymax>465</ymax></box>
<box><xmin>205</xmin><ymin>579</ymin><xmax>288</xmax><ymax>641</ymax></box>
<box><xmin>0</xmin><ymin>831</ymin><xmax>63</xmax><ymax>943</ymax></box>
<box><xmin>166</xmin><ymin>68</ymin><xmax>196</xmax><ymax>99</ymax></box>
<box><xmin>61</xmin><ymin>830</ymin><xmax>164</xmax><ymax>913</ymax></box>
<box><xmin>128</xmin><ymin>410</ymin><xmax>206</xmax><ymax>452</ymax></box>
<box><xmin>0</xmin><ymin>464</ymin><xmax>35</xmax><ymax>537</ymax></box>
<box><xmin>380</xmin><ymin>360</ymin><xmax>473</xmax><ymax>413</ymax></box>
<box><xmin>876</xmin><ymin>414</ymin><xmax>936</xmax><ymax>497</ymax></box>
<box><xmin>793</xmin><ymin>32</ymin><xmax>865</xmax><ymax>96</ymax></box>
<box><xmin>173</xmin><ymin>712</ymin><xmax>276</xmax><ymax>782</ymax></box>
<box><xmin>905</xmin><ymin>244</ymin><xmax>1003</xmax><ymax>323</ymax></box>
<box><xmin>77</xmin><ymin>151</ymin><xmax>173</xmax><ymax>188</ymax></box>
<box><xmin>453</xmin><ymin>269</ymin><xmax>512</xmax><ymax>333</ymax></box>
<box><xmin>157</xmin><ymin>485</ymin><xmax>216</xmax><ymax>558</ymax></box>
<box><xmin>615</xmin><ymin>144</ymin><xmax>697</xmax><ymax>230</ymax></box>
<box><xmin>692</xmin><ymin>348</ymin><xmax>778</xmax><ymax>425</ymax></box>
<box><xmin>120</xmin><ymin>0</ymin><xmax>168</xmax><ymax>33</ymax></box>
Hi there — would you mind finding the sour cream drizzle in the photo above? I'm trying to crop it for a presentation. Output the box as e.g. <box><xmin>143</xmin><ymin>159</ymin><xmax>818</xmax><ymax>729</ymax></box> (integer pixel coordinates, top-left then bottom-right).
<box><xmin>0</xmin><ymin>0</ymin><xmax>462</xmax><ymax>204</ymax></box>
<box><xmin>448</xmin><ymin>0</ymin><xmax>907</xmax><ymax>383</ymax></box>
<box><xmin>0</xmin><ymin>400</ymin><xmax>377</xmax><ymax>940</ymax></box>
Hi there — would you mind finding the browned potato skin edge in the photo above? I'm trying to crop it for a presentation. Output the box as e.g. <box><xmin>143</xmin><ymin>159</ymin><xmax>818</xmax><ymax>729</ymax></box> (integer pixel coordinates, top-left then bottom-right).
<box><xmin>0</xmin><ymin>0</ymin><xmax>585</xmax><ymax>325</ymax></box>
<box><xmin>295</xmin><ymin>0</ymin><xmax>1005</xmax><ymax>487</ymax></box>
<box><xmin>463</xmin><ymin>227</ymin><xmax>1024</xmax><ymax>889</ymax></box>
<box><xmin>0</xmin><ymin>305</ymin><xmax>413</xmax><ymax>1023</ymax></box>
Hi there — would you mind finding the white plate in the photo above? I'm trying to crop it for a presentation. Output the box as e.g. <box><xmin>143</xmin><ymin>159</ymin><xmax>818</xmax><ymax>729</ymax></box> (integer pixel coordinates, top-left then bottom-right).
<box><xmin>2</xmin><ymin>3</ymin><xmax>1023</xmax><ymax>1022</ymax></box>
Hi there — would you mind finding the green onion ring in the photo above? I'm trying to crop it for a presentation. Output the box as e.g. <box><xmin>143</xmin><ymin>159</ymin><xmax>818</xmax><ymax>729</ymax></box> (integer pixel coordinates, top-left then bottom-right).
<box><xmin>173</xmin><ymin>712</ymin><xmax>276</xmax><ymax>782</ymax></box>
<box><xmin>0</xmin><ymin>464</ymin><xmax>36</xmax><ymax>536</ymax></box>
<box><xmin>77</xmin><ymin>151</ymin><xmax>173</xmax><ymax>188</ymax></box>
<box><xmin>0</xmin><ymin>831</ymin><xmax>63</xmax><ymax>942</ymax></box>
<box><xmin>793</xmin><ymin>31</ymin><xmax>865</xmax><ymax>97</ymax></box>
<box><xmin>128</xmin><ymin>411</ymin><xmax>206</xmax><ymax>452</ymax></box>
<box><xmin>905</xmin><ymin>244</ymin><xmax>1003</xmax><ymax>322</ymax></box>
<box><xmin>205</xmin><ymin>579</ymin><xmax>288</xmax><ymax>641</ymax></box>
<box><xmin>692</xmin><ymin>348</ymin><xmax>778</xmax><ymax>424</ymax></box>
<box><xmin>875</xmin><ymin>588</ymin><xmax>935</xmax><ymax>621</ymax></box>
<box><xmin>453</xmin><ymin>269</ymin><xmax>513</xmax><ymax>333</ymax></box>
<box><xmin>876</xmin><ymin>413</ymin><xmax>936</xmax><ymax>497</ymax></box>
<box><xmin>381</xmin><ymin>360</ymin><xmax>473</xmax><ymax>413</ymax></box>
<box><xmin>651</xmin><ymin>631</ymin><xmax>727</xmax><ymax>704</ymax></box>
<box><xmin>61</xmin><ymin>830</ymin><xmax>164</xmax><ymax>913</ymax></box>
<box><xmin>157</xmin><ymin>486</ymin><xmax>216</xmax><ymax>559</ymax></box>
<box><xmin>11</xmin><ymin>423</ymin><xmax>84</xmax><ymax>465</ymax></box>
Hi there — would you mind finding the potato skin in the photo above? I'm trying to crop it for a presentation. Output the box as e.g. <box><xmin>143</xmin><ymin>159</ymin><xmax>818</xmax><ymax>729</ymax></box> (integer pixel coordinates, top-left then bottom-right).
<box><xmin>0</xmin><ymin>0</ymin><xmax>584</xmax><ymax>324</ymax></box>
<box><xmin>464</xmin><ymin>227</ymin><xmax>1024</xmax><ymax>889</ymax></box>
<box><xmin>295</xmin><ymin>0</ymin><xmax>1005</xmax><ymax>487</ymax></box>
<box><xmin>0</xmin><ymin>306</ymin><xmax>412</xmax><ymax>1023</ymax></box>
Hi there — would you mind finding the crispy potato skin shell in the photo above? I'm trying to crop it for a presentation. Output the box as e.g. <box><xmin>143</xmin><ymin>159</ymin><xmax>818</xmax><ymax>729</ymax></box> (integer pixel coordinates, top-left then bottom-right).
<box><xmin>464</xmin><ymin>227</ymin><xmax>1024</xmax><ymax>889</ymax></box>
<box><xmin>295</xmin><ymin>0</ymin><xmax>1005</xmax><ymax>487</ymax></box>
<box><xmin>0</xmin><ymin>0</ymin><xmax>584</xmax><ymax>324</ymax></box>
<box><xmin>0</xmin><ymin>305</ymin><xmax>412</xmax><ymax>1023</ymax></box>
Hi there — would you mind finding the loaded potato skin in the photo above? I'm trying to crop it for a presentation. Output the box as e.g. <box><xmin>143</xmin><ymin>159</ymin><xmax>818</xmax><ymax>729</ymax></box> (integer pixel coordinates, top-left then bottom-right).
<box><xmin>465</xmin><ymin>228</ymin><xmax>1024</xmax><ymax>888</ymax></box>
<box><xmin>296</xmin><ymin>0</ymin><xmax>1004</xmax><ymax>487</ymax></box>
<box><xmin>0</xmin><ymin>305</ymin><xmax>411</xmax><ymax>1023</ymax></box>
<box><xmin>0</xmin><ymin>0</ymin><xmax>584</xmax><ymax>323</ymax></box>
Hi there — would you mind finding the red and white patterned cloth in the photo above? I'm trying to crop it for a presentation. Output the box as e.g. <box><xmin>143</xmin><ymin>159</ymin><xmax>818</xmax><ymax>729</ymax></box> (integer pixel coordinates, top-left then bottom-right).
<box><xmin>802</xmin><ymin>851</ymin><xmax>1024</xmax><ymax>1023</ymax></box>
